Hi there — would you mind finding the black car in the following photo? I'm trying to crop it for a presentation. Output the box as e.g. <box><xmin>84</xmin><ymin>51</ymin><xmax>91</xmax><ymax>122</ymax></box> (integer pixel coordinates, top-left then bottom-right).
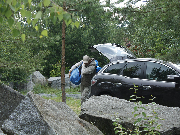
<box><xmin>90</xmin><ymin>43</ymin><xmax>180</xmax><ymax>107</ymax></box>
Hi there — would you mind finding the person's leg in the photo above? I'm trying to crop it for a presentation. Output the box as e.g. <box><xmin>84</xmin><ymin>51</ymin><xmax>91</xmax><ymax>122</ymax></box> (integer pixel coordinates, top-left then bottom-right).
<box><xmin>81</xmin><ymin>86</ymin><xmax>90</xmax><ymax>104</ymax></box>
<box><xmin>80</xmin><ymin>84</ymin><xmax>84</xmax><ymax>96</ymax></box>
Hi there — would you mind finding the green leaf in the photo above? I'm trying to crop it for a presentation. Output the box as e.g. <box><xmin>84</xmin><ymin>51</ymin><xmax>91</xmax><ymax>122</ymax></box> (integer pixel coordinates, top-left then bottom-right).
<box><xmin>28</xmin><ymin>0</ymin><xmax>32</xmax><ymax>4</ymax></box>
<box><xmin>137</xmin><ymin>118</ymin><xmax>142</xmax><ymax>122</ymax></box>
<box><xmin>0</xmin><ymin>17</ymin><xmax>3</xmax><ymax>23</ymax></box>
<box><xmin>25</xmin><ymin>11</ymin><xmax>31</xmax><ymax>18</ymax></box>
<box><xmin>12</xmin><ymin>0</ymin><xmax>16</xmax><ymax>6</ymax></box>
<box><xmin>63</xmin><ymin>12</ymin><xmax>71</xmax><ymax>21</ymax></box>
<box><xmin>138</xmin><ymin>101</ymin><xmax>142</xmax><ymax>105</ymax></box>
<box><xmin>17</xmin><ymin>22</ymin><xmax>21</xmax><ymax>29</ymax></box>
<box><xmin>134</xmin><ymin>120</ymin><xmax>138</xmax><ymax>125</ymax></box>
<box><xmin>10</xmin><ymin>5</ymin><xmax>15</xmax><ymax>12</ymax></box>
<box><xmin>32</xmin><ymin>19</ymin><xmax>38</xmax><ymax>27</ymax></box>
<box><xmin>134</xmin><ymin>114</ymin><xmax>139</xmax><ymax>117</ymax></box>
<box><xmin>65</xmin><ymin>19</ymin><xmax>72</xmax><ymax>27</ymax></box>
<box><xmin>52</xmin><ymin>16</ymin><xmax>57</xmax><ymax>25</ymax></box>
<box><xmin>58</xmin><ymin>14</ymin><xmax>63</xmax><ymax>22</ymax></box>
<box><xmin>12</xmin><ymin>29</ymin><xmax>20</xmax><ymax>37</ymax></box>
<box><xmin>142</xmin><ymin>112</ymin><xmax>146</xmax><ymax>117</ymax></box>
<box><xmin>140</xmin><ymin>107</ymin><xmax>146</xmax><ymax>110</ymax></box>
<box><xmin>143</xmin><ymin>127</ymin><xmax>149</xmax><ymax>131</ymax></box>
<box><xmin>50</xmin><ymin>7</ymin><xmax>55</xmax><ymax>12</ymax></box>
<box><xmin>5</xmin><ymin>10</ymin><xmax>12</xmax><ymax>18</ymax></box>
<box><xmin>150</xmin><ymin>127</ymin><xmax>155</xmax><ymax>130</ymax></box>
<box><xmin>115</xmin><ymin>130</ymin><xmax>119</xmax><ymax>134</ymax></box>
<box><xmin>35</xmin><ymin>26</ymin><xmax>38</xmax><ymax>31</ymax></box>
<box><xmin>39</xmin><ymin>2</ymin><xmax>43</xmax><ymax>7</ymax></box>
<box><xmin>21</xmin><ymin>34</ymin><xmax>25</xmax><ymax>43</ymax></box>
<box><xmin>75</xmin><ymin>21</ymin><xmax>80</xmax><ymax>28</ymax></box>
<box><xmin>144</xmin><ymin>124</ymin><xmax>150</xmax><ymax>127</ymax></box>
<box><xmin>7</xmin><ymin>17</ymin><xmax>14</xmax><ymax>27</ymax></box>
<box><xmin>71</xmin><ymin>22</ymin><xmax>74</xmax><ymax>29</ymax></box>
<box><xmin>41</xmin><ymin>30</ymin><xmax>48</xmax><ymax>37</ymax></box>
<box><xmin>21</xmin><ymin>9</ymin><xmax>25</xmax><ymax>17</ymax></box>
<box><xmin>7</xmin><ymin>0</ymin><xmax>13</xmax><ymax>4</ymax></box>
<box><xmin>35</xmin><ymin>11</ymin><xmax>42</xmax><ymax>19</ymax></box>
<box><xmin>22</xmin><ymin>4</ymin><xmax>24</xmax><ymax>10</ymax></box>
<box><xmin>43</xmin><ymin>0</ymin><xmax>50</xmax><ymax>7</ymax></box>
<box><xmin>134</xmin><ymin>106</ymin><xmax>138</xmax><ymax>111</ymax></box>
<box><xmin>27</xmin><ymin>18</ymin><xmax>31</xmax><ymax>24</ymax></box>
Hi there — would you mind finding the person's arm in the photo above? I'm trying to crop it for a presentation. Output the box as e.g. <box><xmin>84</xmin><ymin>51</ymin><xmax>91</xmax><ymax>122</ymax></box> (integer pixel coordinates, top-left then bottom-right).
<box><xmin>69</xmin><ymin>60</ymin><xmax>83</xmax><ymax>77</ymax></box>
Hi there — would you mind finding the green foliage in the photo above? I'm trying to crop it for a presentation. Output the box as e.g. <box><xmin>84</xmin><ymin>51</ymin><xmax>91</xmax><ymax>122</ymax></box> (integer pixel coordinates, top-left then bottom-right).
<box><xmin>1</xmin><ymin>0</ymin><xmax>80</xmax><ymax>40</ymax></box>
<box><xmin>50</xmin><ymin>60</ymin><xmax>70</xmax><ymax>77</ymax></box>
<box><xmin>0</xmin><ymin>20</ymin><xmax>49</xmax><ymax>86</ymax></box>
<box><xmin>50</xmin><ymin>62</ymin><xmax>61</xmax><ymax>77</ymax></box>
<box><xmin>113</xmin><ymin>84</ymin><xmax>163</xmax><ymax>135</ymax></box>
<box><xmin>109</xmin><ymin>0</ymin><xmax>180</xmax><ymax>63</ymax></box>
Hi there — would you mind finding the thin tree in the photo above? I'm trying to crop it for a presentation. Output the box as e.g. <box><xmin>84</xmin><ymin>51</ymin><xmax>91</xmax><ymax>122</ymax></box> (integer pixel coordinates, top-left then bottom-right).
<box><xmin>61</xmin><ymin>1</ymin><xmax>66</xmax><ymax>103</ymax></box>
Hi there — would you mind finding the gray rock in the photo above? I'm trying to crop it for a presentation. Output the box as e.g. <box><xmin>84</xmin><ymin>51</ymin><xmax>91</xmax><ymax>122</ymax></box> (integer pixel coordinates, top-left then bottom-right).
<box><xmin>79</xmin><ymin>95</ymin><xmax>180</xmax><ymax>135</ymax></box>
<box><xmin>66</xmin><ymin>93</ymin><xmax>81</xmax><ymax>99</ymax></box>
<box><xmin>37</xmin><ymin>93</ymin><xmax>81</xmax><ymax>99</ymax></box>
<box><xmin>2</xmin><ymin>92</ymin><xmax>103</xmax><ymax>135</ymax></box>
<box><xmin>48</xmin><ymin>77</ymin><xmax>61</xmax><ymax>83</ymax></box>
<box><xmin>26</xmin><ymin>81</ymin><xmax>35</xmax><ymax>91</ymax></box>
<box><xmin>0</xmin><ymin>83</ymin><xmax>25</xmax><ymax>127</ymax></box>
<box><xmin>32</xmin><ymin>71</ymin><xmax>47</xmax><ymax>85</ymax></box>
<box><xmin>38</xmin><ymin>93</ymin><xmax>57</xmax><ymax>97</ymax></box>
<box><xmin>48</xmin><ymin>74</ymin><xmax>78</xmax><ymax>89</ymax></box>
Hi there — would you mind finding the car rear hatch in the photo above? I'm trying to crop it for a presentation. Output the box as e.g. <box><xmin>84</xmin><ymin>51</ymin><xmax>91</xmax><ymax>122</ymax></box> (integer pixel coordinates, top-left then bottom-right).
<box><xmin>90</xmin><ymin>43</ymin><xmax>136</xmax><ymax>62</ymax></box>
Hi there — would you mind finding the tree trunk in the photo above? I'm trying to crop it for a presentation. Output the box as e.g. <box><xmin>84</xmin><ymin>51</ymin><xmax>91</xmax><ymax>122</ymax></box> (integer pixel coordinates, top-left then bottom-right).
<box><xmin>61</xmin><ymin>2</ymin><xmax>66</xmax><ymax>103</ymax></box>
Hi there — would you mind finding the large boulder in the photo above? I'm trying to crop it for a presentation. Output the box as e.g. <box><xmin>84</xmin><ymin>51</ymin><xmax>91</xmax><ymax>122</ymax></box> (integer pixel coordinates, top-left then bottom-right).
<box><xmin>48</xmin><ymin>74</ymin><xmax>78</xmax><ymax>89</ymax></box>
<box><xmin>2</xmin><ymin>92</ymin><xmax>103</xmax><ymax>135</ymax></box>
<box><xmin>79</xmin><ymin>95</ymin><xmax>180</xmax><ymax>135</ymax></box>
<box><xmin>0</xmin><ymin>83</ymin><xmax>25</xmax><ymax>127</ymax></box>
<box><xmin>32</xmin><ymin>71</ymin><xmax>47</xmax><ymax>86</ymax></box>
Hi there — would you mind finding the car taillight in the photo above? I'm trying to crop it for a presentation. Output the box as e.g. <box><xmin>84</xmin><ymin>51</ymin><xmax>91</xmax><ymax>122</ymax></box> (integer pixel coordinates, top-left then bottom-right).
<box><xmin>91</xmin><ymin>79</ymin><xmax>97</xmax><ymax>86</ymax></box>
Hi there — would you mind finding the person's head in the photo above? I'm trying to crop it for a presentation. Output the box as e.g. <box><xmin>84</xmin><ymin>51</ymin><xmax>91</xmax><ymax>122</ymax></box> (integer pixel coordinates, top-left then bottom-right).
<box><xmin>83</xmin><ymin>55</ymin><xmax>90</xmax><ymax>66</ymax></box>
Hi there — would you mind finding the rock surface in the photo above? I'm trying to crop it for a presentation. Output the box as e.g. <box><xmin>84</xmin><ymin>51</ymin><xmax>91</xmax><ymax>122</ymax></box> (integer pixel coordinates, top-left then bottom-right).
<box><xmin>48</xmin><ymin>74</ymin><xmax>78</xmax><ymax>89</ymax></box>
<box><xmin>26</xmin><ymin>80</ymin><xmax>35</xmax><ymax>91</ymax></box>
<box><xmin>79</xmin><ymin>95</ymin><xmax>180</xmax><ymax>135</ymax></box>
<box><xmin>32</xmin><ymin>71</ymin><xmax>47</xmax><ymax>85</ymax></box>
<box><xmin>0</xmin><ymin>83</ymin><xmax>25</xmax><ymax>127</ymax></box>
<box><xmin>2</xmin><ymin>92</ymin><xmax>103</xmax><ymax>135</ymax></box>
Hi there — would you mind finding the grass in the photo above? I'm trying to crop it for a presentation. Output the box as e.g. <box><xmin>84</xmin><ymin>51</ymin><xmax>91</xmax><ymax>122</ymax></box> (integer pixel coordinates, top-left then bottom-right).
<box><xmin>20</xmin><ymin>84</ymin><xmax>81</xmax><ymax>115</ymax></box>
